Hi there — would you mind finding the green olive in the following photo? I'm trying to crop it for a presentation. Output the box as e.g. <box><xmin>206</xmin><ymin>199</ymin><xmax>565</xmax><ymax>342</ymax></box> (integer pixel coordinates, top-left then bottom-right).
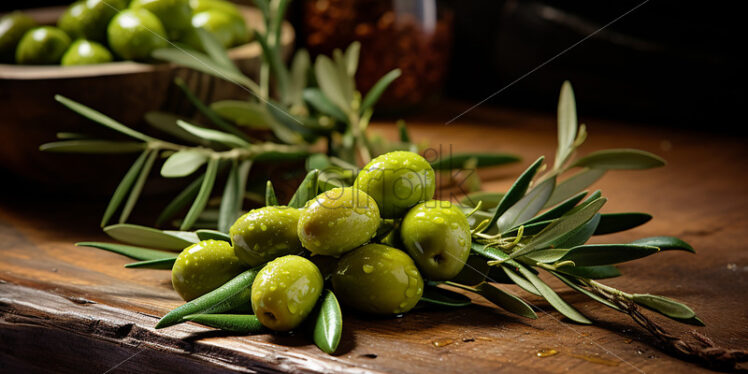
<box><xmin>251</xmin><ymin>255</ymin><xmax>323</xmax><ymax>331</ymax></box>
<box><xmin>61</xmin><ymin>39</ymin><xmax>113</xmax><ymax>65</ymax></box>
<box><xmin>0</xmin><ymin>11</ymin><xmax>37</xmax><ymax>63</ymax></box>
<box><xmin>190</xmin><ymin>0</ymin><xmax>243</xmax><ymax>20</ymax></box>
<box><xmin>15</xmin><ymin>26</ymin><xmax>71</xmax><ymax>65</ymax></box>
<box><xmin>354</xmin><ymin>151</ymin><xmax>436</xmax><ymax>218</ymax></box>
<box><xmin>107</xmin><ymin>8</ymin><xmax>168</xmax><ymax>61</ymax></box>
<box><xmin>130</xmin><ymin>0</ymin><xmax>192</xmax><ymax>40</ymax></box>
<box><xmin>229</xmin><ymin>206</ymin><xmax>303</xmax><ymax>267</ymax></box>
<box><xmin>297</xmin><ymin>187</ymin><xmax>380</xmax><ymax>256</ymax></box>
<box><xmin>400</xmin><ymin>200</ymin><xmax>471</xmax><ymax>280</ymax></box>
<box><xmin>181</xmin><ymin>10</ymin><xmax>235</xmax><ymax>49</ymax></box>
<box><xmin>332</xmin><ymin>244</ymin><xmax>423</xmax><ymax>314</ymax></box>
<box><xmin>58</xmin><ymin>0</ymin><xmax>127</xmax><ymax>42</ymax></box>
<box><xmin>171</xmin><ymin>239</ymin><xmax>246</xmax><ymax>301</ymax></box>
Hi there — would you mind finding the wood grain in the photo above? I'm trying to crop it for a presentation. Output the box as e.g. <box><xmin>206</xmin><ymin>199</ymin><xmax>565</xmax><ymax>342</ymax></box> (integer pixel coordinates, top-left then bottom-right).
<box><xmin>1</xmin><ymin>105</ymin><xmax>747</xmax><ymax>373</ymax></box>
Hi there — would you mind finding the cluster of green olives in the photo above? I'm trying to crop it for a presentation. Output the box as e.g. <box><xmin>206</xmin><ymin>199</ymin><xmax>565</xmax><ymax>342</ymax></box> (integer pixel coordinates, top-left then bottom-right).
<box><xmin>169</xmin><ymin>150</ymin><xmax>473</xmax><ymax>332</ymax></box>
<box><xmin>0</xmin><ymin>0</ymin><xmax>249</xmax><ymax>65</ymax></box>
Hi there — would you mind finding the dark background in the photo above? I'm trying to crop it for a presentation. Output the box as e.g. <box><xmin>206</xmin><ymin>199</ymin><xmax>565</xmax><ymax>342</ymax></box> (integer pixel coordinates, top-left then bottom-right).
<box><xmin>4</xmin><ymin>0</ymin><xmax>744</xmax><ymax>132</ymax></box>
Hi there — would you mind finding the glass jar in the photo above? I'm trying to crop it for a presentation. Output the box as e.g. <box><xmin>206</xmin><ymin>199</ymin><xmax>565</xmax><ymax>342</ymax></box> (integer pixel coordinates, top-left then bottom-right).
<box><xmin>302</xmin><ymin>0</ymin><xmax>453</xmax><ymax>112</ymax></box>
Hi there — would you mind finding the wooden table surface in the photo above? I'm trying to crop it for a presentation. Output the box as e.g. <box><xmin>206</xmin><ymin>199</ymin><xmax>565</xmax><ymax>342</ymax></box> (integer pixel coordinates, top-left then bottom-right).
<box><xmin>1</xmin><ymin>104</ymin><xmax>747</xmax><ymax>373</ymax></box>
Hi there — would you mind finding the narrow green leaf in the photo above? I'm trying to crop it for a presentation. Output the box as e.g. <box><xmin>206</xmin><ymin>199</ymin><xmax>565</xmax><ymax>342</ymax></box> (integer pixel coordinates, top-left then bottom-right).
<box><xmin>517</xmin><ymin>265</ymin><xmax>591</xmax><ymax>324</ymax></box>
<box><xmin>459</xmin><ymin>191</ymin><xmax>505</xmax><ymax>210</ymax></box>
<box><xmin>630</xmin><ymin>236</ymin><xmax>694</xmax><ymax>253</ymax></box>
<box><xmin>218</xmin><ymin>160</ymin><xmax>250</xmax><ymax>233</ymax></box>
<box><xmin>557</xmin><ymin>265</ymin><xmax>621</xmax><ymax>279</ymax></box>
<box><xmin>184</xmin><ymin>314</ymin><xmax>264</xmax><ymax>334</ymax></box>
<box><xmin>196</xmin><ymin>229</ymin><xmax>231</xmax><ymax>242</ymax></box>
<box><xmin>76</xmin><ymin>242</ymin><xmax>175</xmax><ymax>261</ymax></box>
<box><xmin>508</xmin><ymin>197</ymin><xmax>606</xmax><ymax>260</ymax></box>
<box><xmin>254</xmin><ymin>32</ymin><xmax>290</xmax><ymax>98</ymax></box>
<box><xmin>502</xmin><ymin>219</ymin><xmax>555</xmax><ymax>237</ymax></box>
<box><xmin>195</xmin><ymin>28</ymin><xmax>237</xmax><ymax>73</ymax></box>
<box><xmin>55</xmin><ymin>95</ymin><xmax>155</xmax><ymax>142</ymax></box>
<box><xmin>524</xmin><ymin>190</ymin><xmax>587</xmax><ymax>226</ymax></box>
<box><xmin>161</xmin><ymin>150</ymin><xmax>208</xmax><ymax>178</ymax></box>
<box><xmin>450</xmin><ymin>254</ymin><xmax>490</xmax><ymax>286</ymax></box>
<box><xmin>571</xmin><ymin>149</ymin><xmax>666</xmax><ymax>170</ymax></box>
<box><xmin>288</xmin><ymin>169</ymin><xmax>319</xmax><ymax>208</ymax></box>
<box><xmin>125</xmin><ymin>257</ymin><xmax>177</xmax><ymax>269</ymax></box>
<box><xmin>315</xmin><ymin>55</ymin><xmax>349</xmax><ymax>111</ymax></box>
<box><xmin>544</xmin><ymin>168</ymin><xmax>605</xmax><ymax>208</ymax></box>
<box><xmin>312</xmin><ymin>290</ymin><xmax>343</xmax><ymax>354</ymax></box>
<box><xmin>181</xmin><ymin>157</ymin><xmax>219</xmax><ymax>230</ymax></box>
<box><xmin>397</xmin><ymin>120</ymin><xmax>411</xmax><ymax>143</ymax></box>
<box><xmin>156</xmin><ymin>174</ymin><xmax>205</xmax><ymax>227</ymax></box>
<box><xmin>303</xmin><ymin>88</ymin><xmax>348</xmax><ymax>122</ymax></box>
<box><xmin>177</xmin><ymin>120</ymin><xmax>250</xmax><ymax>148</ymax></box>
<box><xmin>594</xmin><ymin>213</ymin><xmax>652</xmax><ymax>235</ymax></box>
<box><xmin>632</xmin><ymin>294</ymin><xmax>696</xmax><ymax>320</ymax></box>
<box><xmin>550</xmin><ymin>271</ymin><xmax>623</xmax><ymax>311</ymax></box>
<box><xmin>119</xmin><ymin>150</ymin><xmax>158</xmax><ymax>223</ymax></box>
<box><xmin>420</xmin><ymin>285</ymin><xmax>472</xmax><ymax>307</ymax></box>
<box><xmin>498</xmin><ymin>177</ymin><xmax>555</xmax><ymax>233</ymax></box>
<box><xmin>145</xmin><ymin>111</ymin><xmax>208</xmax><ymax>145</ymax></box>
<box><xmin>173</xmin><ymin>78</ymin><xmax>252</xmax><ymax>142</ymax></box>
<box><xmin>152</xmin><ymin>48</ymin><xmax>260</xmax><ymax>94</ymax></box>
<box><xmin>559</xmin><ymin>244</ymin><xmax>659</xmax><ymax>266</ymax></box>
<box><xmin>265</xmin><ymin>180</ymin><xmax>279</xmax><ymax>206</ymax></box>
<box><xmin>39</xmin><ymin>140</ymin><xmax>145</xmax><ymax>154</ymax></box>
<box><xmin>210</xmin><ymin>100</ymin><xmax>271</xmax><ymax>130</ymax></box>
<box><xmin>101</xmin><ymin>151</ymin><xmax>149</xmax><ymax>227</ymax></box>
<box><xmin>476</xmin><ymin>282</ymin><xmax>537</xmax><ymax>319</ymax></box>
<box><xmin>549</xmin><ymin>213</ymin><xmax>601</xmax><ymax>249</ymax></box>
<box><xmin>554</xmin><ymin>81</ymin><xmax>577</xmax><ymax>170</ymax></box>
<box><xmin>523</xmin><ymin>248</ymin><xmax>568</xmax><ymax>264</ymax></box>
<box><xmin>483</xmin><ymin>157</ymin><xmax>545</xmax><ymax>233</ymax></box>
<box><xmin>500</xmin><ymin>265</ymin><xmax>541</xmax><ymax>296</ymax></box>
<box><xmin>288</xmin><ymin>49</ymin><xmax>310</xmax><ymax>106</ymax></box>
<box><xmin>360</xmin><ymin>68</ymin><xmax>401</xmax><ymax>113</ymax></box>
<box><xmin>344</xmin><ymin>41</ymin><xmax>360</xmax><ymax>77</ymax></box>
<box><xmin>104</xmin><ymin>223</ymin><xmax>197</xmax><ymax>251</ymax></box>
<box><xmin>430</xmin><ymin>153</ymin><xmax>520</xmax><ymax>171</ymax></box>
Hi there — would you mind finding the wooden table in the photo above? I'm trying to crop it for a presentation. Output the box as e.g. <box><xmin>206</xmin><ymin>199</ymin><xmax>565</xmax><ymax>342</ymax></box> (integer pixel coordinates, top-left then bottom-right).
<box><xmin>1</xmin><ymin>104</ymin><xmax>746</xmax><ymax>373</ymax></box>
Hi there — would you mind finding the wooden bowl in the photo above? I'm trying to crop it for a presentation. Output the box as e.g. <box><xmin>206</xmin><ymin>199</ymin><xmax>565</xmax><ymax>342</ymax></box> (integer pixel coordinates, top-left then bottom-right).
<box><xmin>0</xmin><ymin>6</ymin><xmax>294</xmax><ymax>193</ymax></box>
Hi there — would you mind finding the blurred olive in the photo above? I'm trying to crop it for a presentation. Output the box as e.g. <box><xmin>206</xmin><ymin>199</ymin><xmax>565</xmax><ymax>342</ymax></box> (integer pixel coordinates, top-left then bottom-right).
<box><xmin>180</xmin><ymin>9</ymin><xmax>235</xmax><ymax>50</ymax></box>
<box><xmin>58</xmin><ymin>0</ymin><xmax>127</xmax><ymax>42</ymax></box>
<box><xmin>107</xmin><ymin>8</ymin><xmax>168</xmax><ymax>60</ymax></box>
<box><xmin>130</xmin><ymin>0</ymin><xmax>192</xmax><ymax>40</ymax></box>
<box><xmin>15</xmin><ymin>26</ymin><xmax>71</xmax><ymax>65</ymax></box>
<box><xmin>61</xmin><ymin>39</ymin><xmax>113</xmax><ymax>65</ymax></box>
<box><xmin>0</xmin><ymin>11</ymin><xmax>37</xmax><ymax>63</ymax></box>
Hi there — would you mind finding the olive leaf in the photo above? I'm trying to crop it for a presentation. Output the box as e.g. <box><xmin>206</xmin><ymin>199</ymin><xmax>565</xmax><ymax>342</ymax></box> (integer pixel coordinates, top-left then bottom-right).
<box><xmin>498</xmin><ymin>177</ymin><xmax>555</xmax><ymax>233</ymax></box>
<box><xmin>173</xmin><ymin>78</ymin><xmax>252</xmax><ymax>142</ymax></box>
<box><xmin>518</xmin><ymin>265</ymin><xmax>591</xmax><ymax>324</ymax></box>
<box><xmin>156</xmin><ymin>174</ymin><xmax>205</xmax><ymax>227</ymax></box>
<box><xmin>119</xmin><ymin>150</ymin><xmax>158</xmax><ymax>223</ymax></box>
<box><xmin>210</xmin><ymin>100</ymin><xmax>272</xmax><ymax>130</ymax></box>
<box><xmin>196</xmin><ymin>229</ymin><xmax>231</xmax><ymax>242</ymax></box>
<box><xmin>360</xmin><ymin>68</ymin><xmax>401</xmax><ymax>113</ymax></box>
<box><xmin>303</xmin><ymin>88</ymin><xmax>348</xmax><ymax>122</ymax></box>
<box><xmin>76</xmin><ymin>242</ymin><xmax>176</xmax><ymax>261</ymax></box>
<box><xmin>500</xmin><ymin>265</ymin><xmax>541</xmax><ymax>296</ymax></box>
<box><xmin>55</xmin><ymin>95</ymin><xmax>156</xmax><ymax>142</ymax></box>
<box><xmin>255</xmin><ymin>32</ymin><xmax>290</xmax><ymax>98</ymax></box>
<box><xmin>344</xmin><ymin>41</ymin><xmax>360</xmax><ymax>77</ymax></box>
<box><xmin>483</xmin><ymin>156</ymin><xmax>545</xmax><ymax>233</ymax></box>
<box><xmin>39</xmin><ymin>140</ymin><xmax>145</xmax><ymax>153</ymax></box>
<box><xmin>544</xmin><ymin>168</ymin><xmax>605</xmax><ymax>208</ymax></box>
<box><xmin>161</xmin><ymin>150</ymin><xmax>208</xmax><ymax>178</ymax></box>
<box><xmin>145</xmin><ymin>111</ymin><xmax>208</xmax><ymax>145</ymax></box>
<box><xmin>549</xmin><ymin>213</ymin><xmax>601</xmax><ymax>249</ymax></box>
<box><xmin>218</xmin><ymin>160</ymin><xmax>251</xmax><ymax>233</ymax></box>
<box><xmin>184</xmin><ymin>314</ymin><xmax>264</xmax><ymax>334</ymax></box>
<box><xmin>524</xmin><ymin>190</ymin><xmax>587</xmax><ymax>226</ymax></box>
<box><xmin>502</xmin><ymin>219</ymin><xmax>556</xmax><ymax>237</ymax></box>
<box><xmin>420</xmin><ymin>285</ymin><xmax>473</xmax><ymax>308</ymax></box>
<box><xmin>630</xmin><ymin>236</ymin><xmax>694</xmax><ymax>253</ymax></box>
<box><xmin>124</xmin><ymin>257</ymin><xmax>177</xmax><ymax>270</ymax></box>
<box><xmin>287</xmin><ymin>49</ymin><xmax>310</xmax><ymax>106</ymax></box>
<box><xmin>194</xmin><ymin>28</ymin><xmax>237</xmax><ymax>71</ymax></box>
<box><xmin>312</xmin><ymin>290</ymin><xmax>343</xmax><ymax>354</ymax></box>
<box><xmin>315</xmin><ymin>55</ymin><xmax>350</xmax><ymax>112</ymax></box>
<box><xmin>450</xmin><ymin>254</ymin><xmax>491</xmax><ymax>286</ymax></box>
<box><xmin>288</xmin><ymin>169</ymin><xmax>320</xmax><ymax>208</ymax></box>
<box><xmin>557</xmin><ymin>265</ymin><xmax>621</xmax><ymax>279</ymax></box>
<box><xmin>551</xmin><ymin>271</ymin><xmax>623</xmax><ymax>312</ymax></box>
<box><xmin>104</xmin><ymin>224</ymin><xmax>197</xmax><ymax>251</ymax></box>
<box><xmin>632</xmin><ymin>294</ymin><xmax>696</xmax><ymax>321</ymax></box>
<box><xmin>557</xmin><ymin>244</ymin><xmax>660</xmax><ymax>266</ymax></box>
<box><xmin>571</xmin><ymin>149</ymin><xmax>666</xmax><ymax>170</ymax></box>
<box><xmin>554</xmin><ymin>81</ymin><xmax>577</xmax><ymax>170</ymax></box>
<box><xmin>181</xmin><ymin>157</ymin><xmax>219</xmax><ymax>230</ymax></box>
<box><xmin>523</xmin><ymin>248</ymin><xmax>568</xmax><ymax>264</ymax></box>
<box><xmin>430</xmin><ymin>153</ymin><xmax>520</xmax><ymax>171</ymax></box>
<box><xmin>265</xmin><ymin>180</ymin><xmax>279</xmax><ymax>206</ymax></box>
<box><xmin>152</xmin><ymin>47</ymin><xmax>261</xmax><ymax>94</ymax></box>
<box><xmin>594</xmin><ymin>212</ymin><xmax>652</xmax><ymax>235</ymax></box>
<box><xmin>177</xmin><ymin>120</ymin><xmax>251</xmax><ymax>148</ymax></box>
<box><xmin>475</xmin><ymin>282</ymin><xmax>537</xmax><ymax>319</ymax></box>
<box><xmin>398</xmin><ymin>120</ymin><xmax>411</xmax><ymax>143</ymax></box>
<box><xmin>459</xmin><ymin>191</ymin><xmax>505</xmax><ymax>210</ymax></box>
<box><xmin>101</xmin><ymin>151</ymin><xmax>150</xmax><ymax>227</ymax></box>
